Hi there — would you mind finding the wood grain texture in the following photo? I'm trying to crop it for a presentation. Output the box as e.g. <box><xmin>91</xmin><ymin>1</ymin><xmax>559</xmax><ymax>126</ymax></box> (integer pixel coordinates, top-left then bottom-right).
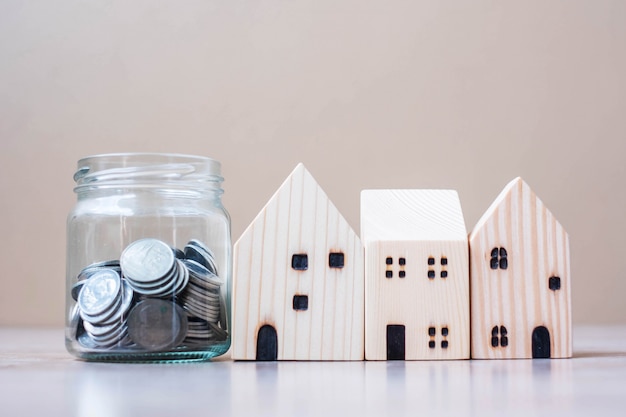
<box><xmin>232</xmin><ymin>164</ymin><xmax>364</xmax><ymax>360</ymax></box>
<box><xmin>469</xmin><ymin>177</ymin><xmax>572</xmax><ymax>359</ymax></box>
<box><xmin>361</xmin><ymin>190</ymin><xmax>469</xmax><ymax>360</ymax></box>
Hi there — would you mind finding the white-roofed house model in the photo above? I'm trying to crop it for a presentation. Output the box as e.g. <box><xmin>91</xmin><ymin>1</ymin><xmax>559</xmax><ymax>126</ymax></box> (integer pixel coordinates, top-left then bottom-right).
<box><xmin>361</xmin><ymin>190</ymin><xmax>470</xmax><ymax>360</ymax></box>
<box><xmin>232</xmin><ymin>164</ymin><xmax>364</xmax><ymax>361</ymax></box>
<box><xmin>469</xmin><ymin>177</ymin><xmax>572</xmax><ymax>359</ymax></box>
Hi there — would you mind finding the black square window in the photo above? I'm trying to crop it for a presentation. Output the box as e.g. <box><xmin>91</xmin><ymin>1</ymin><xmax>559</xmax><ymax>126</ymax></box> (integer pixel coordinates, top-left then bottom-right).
<box><xmin>385</xmin><ymin>270</ymin><xmax>393</xmax><ymax>279</ymax></box>
<box><xmin>549</xmin><ymin>276</ymin><xmax>561</xmax><ymax>291</ymax></box>
<box><xmin>399</xmin><ymin>271</ymin><xmax>406</xmax><ymax>278</ymax></box>
<box><xmin>441</xmin><ymin>257</ymin><xmax>448</xmax><ymax>265</ymax></box>
<box><xmin>441</xmin><ymin>327</ymin><xmax>449</xmax><ymax>337</ymax></box>
<box><xmin>428</xmin><ymin>270</ymin><xmax>435</xmax><ymax>279</ymax></box>
<box><xmin>399</xmin><ymin>257</ymin><xmax>406</xmax><ymax>265</ymax></box>
<box><xmin>292</xmin><ymin>295</ymin><xmax>308</xmax><ymax>311</ymax></box>
<box><xmin>329</xmin><ymin>252</ymin><xmax>344</xmax><ymax>268</ymax></box>
<box><xmin>291</xmin><ymin>254</ymin><xmax>308</xmax><ymax>270</ymax></box>
<box><xmin>386</xmin><ymin>257</ymin><xmax>393</xmax><ymax>265</ymax></box>
<box><xmin>428</xmin><ymin>327</ymin><xmax>436</xmax><ymax>336</ymax></box>
<box><xmin>428</xmin><ymin>341</ymin><xmax>436</xmax><ymax>349</ymax></box>
<box><xmin>441</xmin><ymin>271</ymin><xmax>448</xmax><ymax>278</ymax></box>
<box><xmin>441</xmin><ymin>340</ymin><xmax>449</xmax><ymax>349</ymax></box>
<box><xmin>428</xmin><ymin>257</ymin><xmax>435</xmax><ymax>265</ymax></box>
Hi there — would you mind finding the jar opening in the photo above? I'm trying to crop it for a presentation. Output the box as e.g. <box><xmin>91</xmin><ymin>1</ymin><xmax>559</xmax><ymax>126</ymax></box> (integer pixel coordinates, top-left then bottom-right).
<box><xmin>73</xmin><ymin>153</ymin><xmax>223</xmax><ymax>192</ymax></box>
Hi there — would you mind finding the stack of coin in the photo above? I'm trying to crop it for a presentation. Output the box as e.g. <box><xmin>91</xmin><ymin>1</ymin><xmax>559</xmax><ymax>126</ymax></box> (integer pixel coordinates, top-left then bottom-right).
<box><xmin>179</xmin><ymin>259</ymin><xmax>223</xmax><ymax>323</ymax></box>
<box><xmin>71</xmin><ymin>260</ymin><xmax>121</xmax><ymax>301</ymax></box>
<box><xmin>120</xmin><ymin>239</ymin><xmax>188</xmax><ymax>297</ymax></box>
<box><xmin>71</xmin><ymin>237</ymin><xmax>228</xmax><ymax>352</ymax></box>
<box><xmin>184</xmin><ymin>239</ymin><xmax>218</xmax><ymax>275</ymax></box>
<box><xmin>185</xmin><ymin>317</ymin><xmax>228</xmax><ymax>345</ymax></box>
<box><xmin>77</xmin><ymin>268</ymin><xmax>134</xmax><ymax>348</ymax></box>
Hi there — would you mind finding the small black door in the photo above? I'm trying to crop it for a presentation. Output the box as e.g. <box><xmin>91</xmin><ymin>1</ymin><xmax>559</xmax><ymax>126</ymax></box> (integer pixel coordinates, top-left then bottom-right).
<box><xmin>256</xmin><ymin>325</ymin><xmax>278</xmax><ymax>361</ymax></box>
<box><xmin>532</xmin><ymin>326</ymin><xmax>551</xmax><ymax>358</ymax></box>
<box><xmin>387</xmin><ymin>325</ymin><xmax>406</xmax><ymax>360</ymax></box>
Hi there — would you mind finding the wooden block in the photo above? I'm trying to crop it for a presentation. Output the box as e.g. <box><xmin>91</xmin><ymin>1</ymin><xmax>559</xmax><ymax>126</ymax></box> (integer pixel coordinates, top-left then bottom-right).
<box><xmin>469</xmin><ymin>177</ymin><xmax>572</xmax><ymax>359</ymax></box>
<box><xmin>361</xmin><ymin>190</ymin><xmax>470</xmax><ymax>360</ymax></box>
<box><xmin>232</xmin><ymin>164</ymin><xmax>364</xmax><ymax>361</ymax></box>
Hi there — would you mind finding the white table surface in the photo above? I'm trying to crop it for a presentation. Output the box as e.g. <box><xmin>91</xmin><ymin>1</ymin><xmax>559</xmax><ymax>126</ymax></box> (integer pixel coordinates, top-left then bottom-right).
<box><xmin>1</xmin><ymin>326</ymin><xmax>625</xmax><ymax>416</ymax></box>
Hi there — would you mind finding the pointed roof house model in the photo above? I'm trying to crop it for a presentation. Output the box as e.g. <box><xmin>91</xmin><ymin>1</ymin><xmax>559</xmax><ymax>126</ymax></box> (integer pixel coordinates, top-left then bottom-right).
<box><xmin>361</xmin><ymin>189</ymin><xmax>470</xmax><ymax>360</ymax></box>
<box><xmin>469</xmin><ymin>177</ymin><xmax>572</xmax><ymax>359</ymax></box>
<box><xmin>232</xmin><ymin>164</ymin><xmax>364</xmax><ymax>361</ymax></box>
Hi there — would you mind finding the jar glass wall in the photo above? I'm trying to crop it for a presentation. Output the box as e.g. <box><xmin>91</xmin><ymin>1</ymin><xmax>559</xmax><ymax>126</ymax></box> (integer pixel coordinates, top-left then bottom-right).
<box><xmin>65</xmin><ymin>153</ymin><xmax>231</xmax><ymax>362</ymax></box>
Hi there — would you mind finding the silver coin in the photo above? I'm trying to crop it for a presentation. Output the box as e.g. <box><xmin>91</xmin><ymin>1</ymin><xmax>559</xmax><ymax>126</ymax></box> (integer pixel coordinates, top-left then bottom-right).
<box><xmin>71</xmin><ymin>281</ymin><xmax>84</xmax><ymax>301</ymax></box>
<box><xmin>124</xmin><ymin>267</ymin><xmax>175</xmax><ymax>292</ymax></box>
<box><xmin>219</xmin><ymin>292</ymin><xmax>227</xmax><ymax>331</ymax></box>
<box><xmin>78</xmin><ymin>329</ymin><xmax>126</xmax><ymax>350</ymax></box>
<box><xmin>87</xmin><ymin>324</ymin><xmax>126</xmax><ymax>344</ymax></box>
<box><xmin>68</xmin><ymin>304</ymin><xmax>82</xmax><ymax>340</ymax></box>
<box><xmin>83</xmin><ymin>320</ymin><xmax>120</xmax><ymax>338</ymax></box>
<box><xmin>180</xmin><ymin>290</ymin><xmax>221</xmax><ymax>310</ymax></box>
<box><xmin>188</xmin><ymin>239</ymin><xmax>217</xmax><ymax>262</ymax></box>
<box><xmin>86</xmin><ymin>260</ymin><xmax>121</xmax><ymax>269</ymax></box>
<box><xmin>126</xmin><ymin>299</ymin><xmax>188</xmax><ymax>351</ymax></box>
<box><xmin>181</xmin><ymin>296</ymin><xmax>220</xmax><ymax>316</ymax></box>
<box><xmin>121</xmin><ymin>238</ymin><xmax>175</xmax><ymax>284</ymax></box>
<box><xmin>207</xmin><ymin>321</ymin><xmax>228</xmax><ymax>341</ymax></box>
<box><xmin>182</xmin><ymin>283</ymin><xmax>220</xmax><ymax>303</ymax></box>
<box><xmin>90</xmin><ymin>326</ymin><xmax>128</xmax><ymax>346</ymax></box>
<box><xmin>182</xmin><ymin>259</ymin><xmax>212</xmax><ymax>277</ymax></box>
<box><xmin>77</xmin><ymin>260</ymin><xmax>121</xmax><ymax>281</ymax></box>
<box><xmin>183</xmin><ymin>298</ymin><xmax>220</xmax><ymax>316</ymax></box>
<box><xmin>77</xmin><ymin>269</ymin><xmax>122</xmax><ymax>317</ymax></box>
<box><xmin>78</xmin><ymin>332</ymin><xmax>100</xmax><ymax>350</ymax></box>
<box><xmin>126</xmin><ymin>266</ymin><xmax>180</xmax><ymax>297</ymax></box>
<box><xmin>173</xmin><ymin>260</ymin><xmax>189</xmax><ymax>295</ymax></box>
<box><xmin>181</xmin><ymin>305</ymin><xmax>219</xmax><ymax>322</ymax></box>
<box><xmin>181</xmin><ymin>303</ymin><xmax>219</xmax><ymax>322</ymax></box>
<box><xmin>78</xmin><ymin>265</ymin><xmax>122</xmax><ymax>282</ymax></box>
<box><xmin>80</xmin><ymin>289</ymin><xmax>123</xmax><ymax>324</ymax></box>
<box><xmin>184</xmin><ymin>240</ymin><xmax>218</xmax><ymax>275</ymax></box>
<box><xmin>97</xmin><ymin>281</ymin><xmax>134</xmax><ymax>325</ymax></box>
<box><xmin>187</xmin><ymin>272</ymin><xmax>223</xmax><ymax>291</ymax></box>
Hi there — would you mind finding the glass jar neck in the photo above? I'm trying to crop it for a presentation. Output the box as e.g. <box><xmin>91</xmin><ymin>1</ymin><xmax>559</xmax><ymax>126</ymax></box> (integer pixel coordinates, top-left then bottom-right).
<box><xmin>73</xmin><ymin>153</ymin><xmax>223</xmax><ymax>198</ymax></box>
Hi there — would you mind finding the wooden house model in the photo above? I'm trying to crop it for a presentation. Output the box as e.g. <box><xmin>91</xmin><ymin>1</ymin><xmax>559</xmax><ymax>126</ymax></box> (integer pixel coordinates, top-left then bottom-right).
<box><xmin>232</xmin><ymin>164</ymin><xmax>364</xmax><ymax>361</ymax></box>
<box><xmin>361</xmin><ymin>190</ymin><xmax>470</xmax><ymax>360</ymax></box>
<box><xmin>469</xmin><ymin>177</ymin><xmax>572</xmax><ymax>359</ymax></box>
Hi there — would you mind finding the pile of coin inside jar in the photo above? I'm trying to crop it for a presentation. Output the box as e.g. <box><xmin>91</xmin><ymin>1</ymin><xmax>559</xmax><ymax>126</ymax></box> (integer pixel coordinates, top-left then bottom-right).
<box><xmin>70</xmin><ymin>238</ymin><xmax>227</xmax><ymax>352</ymax></box>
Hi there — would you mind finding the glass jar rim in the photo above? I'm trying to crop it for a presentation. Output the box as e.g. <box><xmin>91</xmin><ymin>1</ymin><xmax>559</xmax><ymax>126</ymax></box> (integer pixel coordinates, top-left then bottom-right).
<box><xmin>77</xmin><ymin>152</ymin><xmax>219</xmax><ymax>166</ymax></box>
<box><xmin>74</xmin><ymin>152</ymin><xmax>223</xmax><ymax>191</ymax></box>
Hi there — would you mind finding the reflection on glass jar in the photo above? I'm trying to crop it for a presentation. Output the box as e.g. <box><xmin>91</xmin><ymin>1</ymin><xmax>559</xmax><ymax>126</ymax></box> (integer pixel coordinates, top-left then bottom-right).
<box><xmin>65</xmin><ymin>153</ymin><xmax>231</xmax><ymax>362</ymax></box>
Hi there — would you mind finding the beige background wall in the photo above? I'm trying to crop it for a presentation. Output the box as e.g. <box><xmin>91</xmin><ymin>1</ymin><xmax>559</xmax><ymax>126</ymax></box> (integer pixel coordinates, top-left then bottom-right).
<box><xmin>1</xmin><ymin>1</ymin><xmax>625</xmax><ymax>326</ymax></box>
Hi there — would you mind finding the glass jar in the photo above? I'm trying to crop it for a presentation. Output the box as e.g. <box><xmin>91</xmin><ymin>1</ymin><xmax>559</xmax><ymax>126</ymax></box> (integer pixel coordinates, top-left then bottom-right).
<box><xmin>65</xmin><ymin>153</ymin><xmax>231</xmax><ymax>362</ymax></box>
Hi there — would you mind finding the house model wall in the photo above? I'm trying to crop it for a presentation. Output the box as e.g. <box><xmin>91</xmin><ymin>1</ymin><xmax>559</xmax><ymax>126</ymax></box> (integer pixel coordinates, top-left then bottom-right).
<box><xmin>361</xmin><ymin>190</ymin><xmax>470</xmax><ymax>360</ymax></box>
<box><xmin>232</xmin><ymin>164</ymin><xmax>364</xmax><ymax>361</ymax></box>
<box><xmin>469</xmin><ymin>177</ymin><xmax>572</xmax><ymax>359</ymax></box>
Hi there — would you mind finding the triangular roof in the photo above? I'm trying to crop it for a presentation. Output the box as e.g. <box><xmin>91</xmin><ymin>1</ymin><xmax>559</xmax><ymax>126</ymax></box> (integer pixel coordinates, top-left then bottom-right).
<box><xmin>469</xmin><ymin>177</ymin><xmax>567</xmax><ymax>241</ymax></box>
<box><xmin>237</xmin><ymin>163</ymin><xmax>357</xmax><ymax>242</ymax></box>
<box><xmin>360</xmin><ymin>189</ymin><xmax>467</xmax><ymax>242</ymax></box>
